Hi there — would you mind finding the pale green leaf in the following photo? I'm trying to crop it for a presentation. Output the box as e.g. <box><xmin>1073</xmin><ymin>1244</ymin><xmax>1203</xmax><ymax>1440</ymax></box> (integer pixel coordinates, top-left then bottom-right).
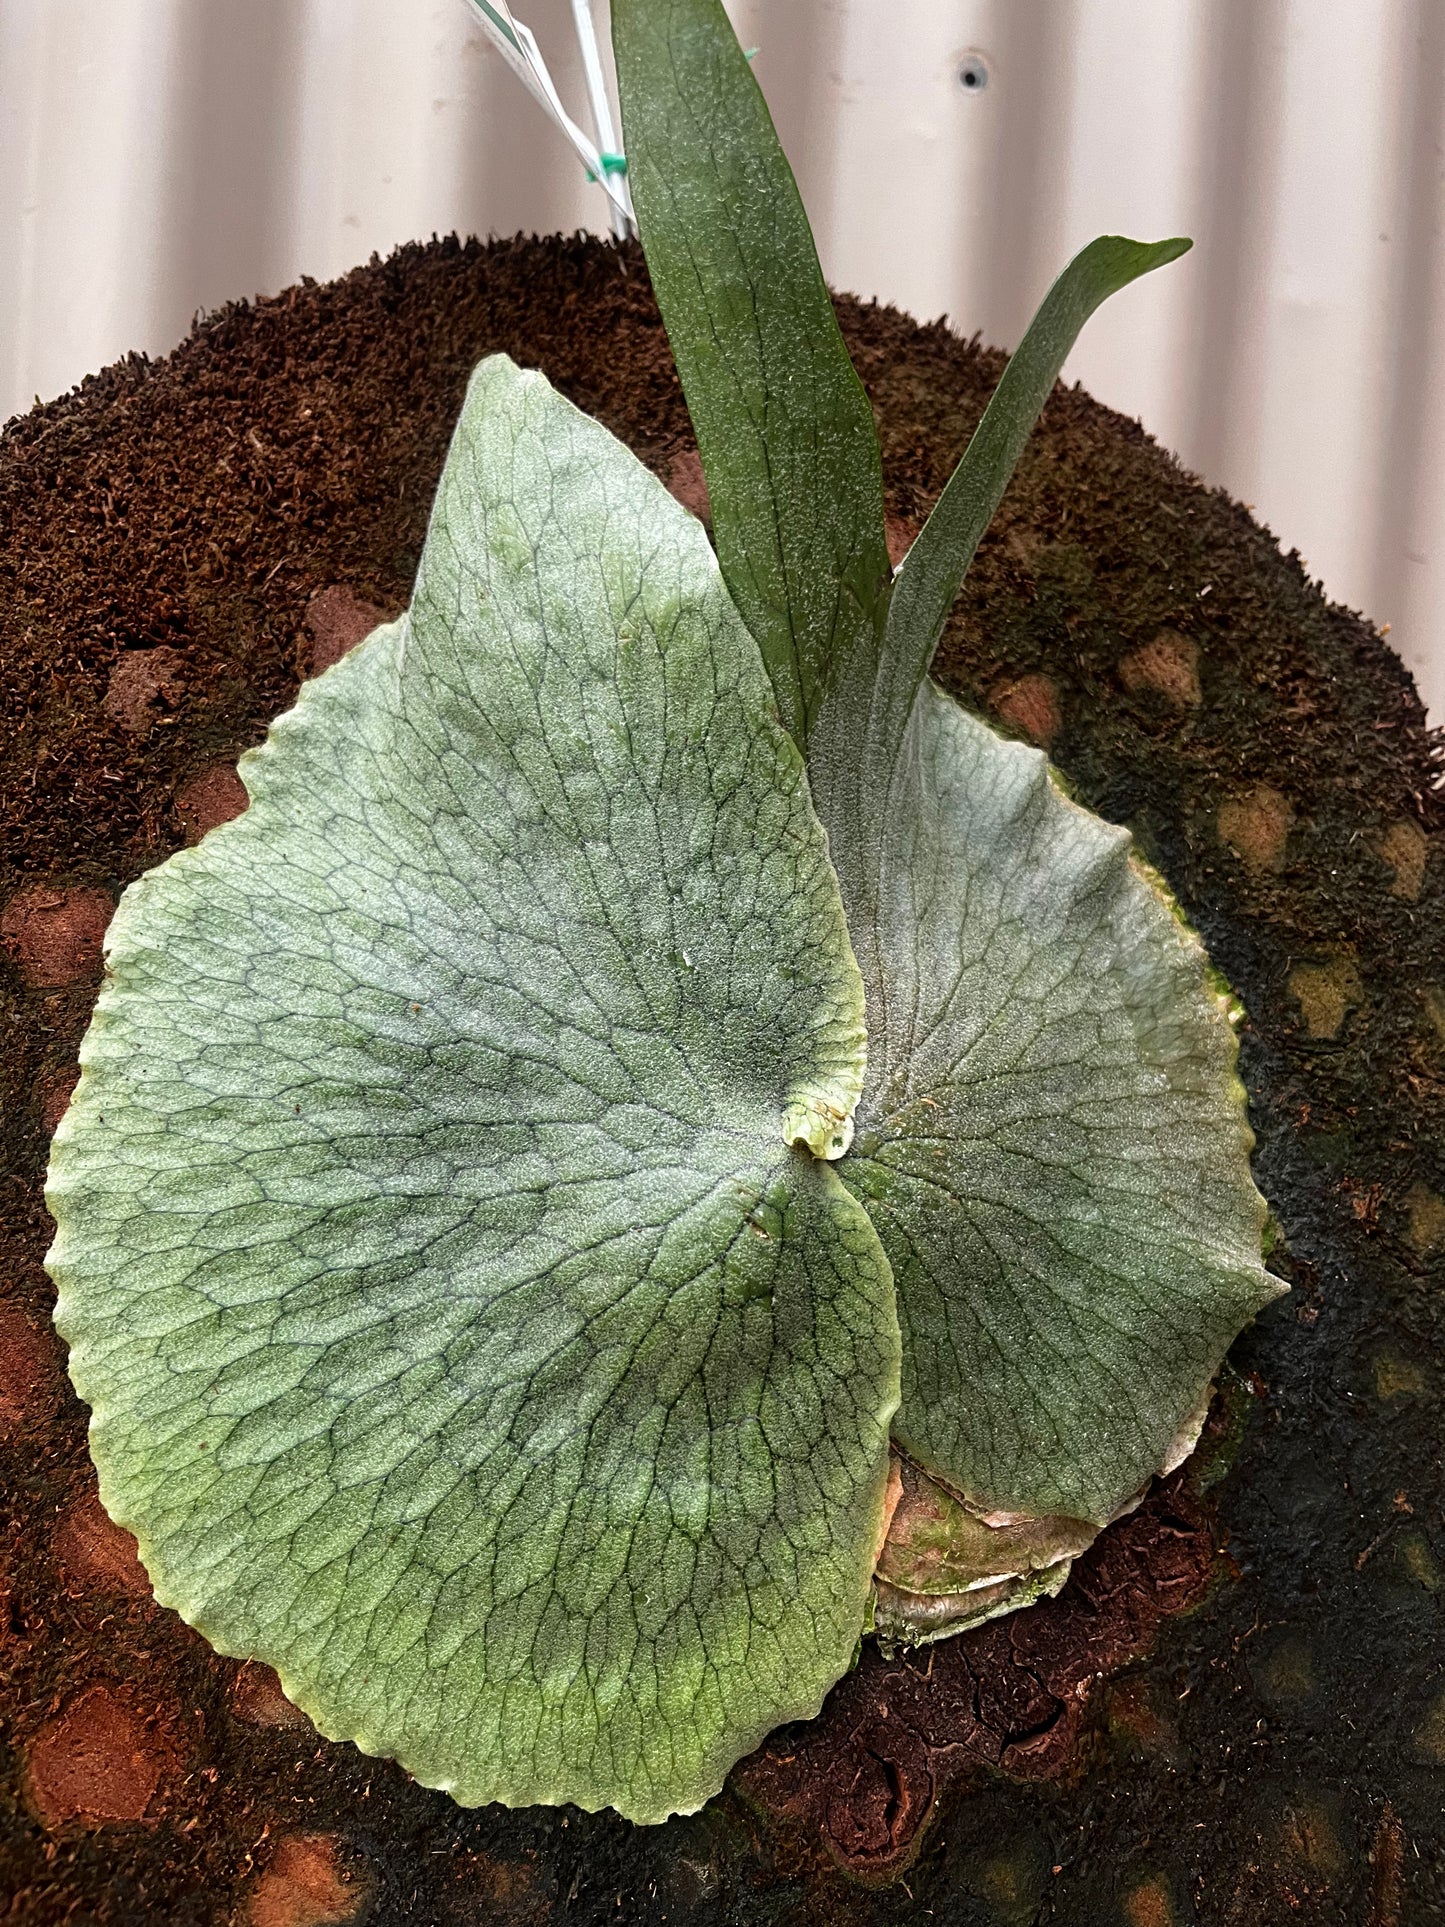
<box><xmin>838</xmin><ymin>682</ymin><xmax>1282</xmax><ymax>1529</ymax></box>
<box><xmin>870</xmin><ymin>1451</ymin><xmax>1090</xmax><ymax>1650</ymax></box>
<box><xmin>46</xmin><ymin>355</ymin><xmax>900</xmax><ymax>1824</ymax></box>
<box><xmin>872</xmin><ymin>1562</ymin><xmax>1071</xmax><ymax>1654</ymax></box>
<box><xmin>876</xmin><ymin>1452</ymin><xmax>1095</xmax><ymax>1597</ymax></box>
<box><xmin>612</xmin><ymin>0</ymin><xmax>891</xmax><ymax>751</ymax></box>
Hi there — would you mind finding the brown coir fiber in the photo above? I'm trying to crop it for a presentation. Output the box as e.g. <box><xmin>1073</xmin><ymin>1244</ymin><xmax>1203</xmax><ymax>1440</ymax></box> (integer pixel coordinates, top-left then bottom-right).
<box><xmin>1</xmin><ymin>235</ymin><xmax>1442</xmax><ymax>1925</ymax></box>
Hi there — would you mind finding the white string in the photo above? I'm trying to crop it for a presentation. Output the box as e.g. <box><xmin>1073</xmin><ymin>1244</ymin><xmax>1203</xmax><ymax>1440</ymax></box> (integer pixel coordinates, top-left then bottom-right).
<box><xmin>570</xmin><ymin>0</ymin><xmax>633</xmax><ymax>241</ymax></box>
<box><xmin>460</xmin><ymin>0</ymin><xmax>636</xmax><ymax>237</ymax></box>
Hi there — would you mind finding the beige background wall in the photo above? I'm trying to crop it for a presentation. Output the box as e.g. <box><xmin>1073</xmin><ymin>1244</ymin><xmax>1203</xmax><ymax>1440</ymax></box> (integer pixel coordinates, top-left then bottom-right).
<box><xmin>2</xmin><ymin>0</ymin><xmax>1441</xmax><ymax>717</ymax></box>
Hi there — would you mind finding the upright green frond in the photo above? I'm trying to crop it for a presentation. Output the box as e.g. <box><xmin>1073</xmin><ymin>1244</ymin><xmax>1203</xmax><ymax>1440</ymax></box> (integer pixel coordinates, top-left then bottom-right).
<box><xmin>613</xmin><ymin>0</ymin><xmax>891</xmax><ymax>751</ymax></box>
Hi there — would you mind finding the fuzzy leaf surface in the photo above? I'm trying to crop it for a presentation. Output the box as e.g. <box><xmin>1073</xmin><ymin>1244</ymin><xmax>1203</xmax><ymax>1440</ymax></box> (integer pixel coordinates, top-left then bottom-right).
<box><xmin>612</xmin><ymin>0</ymin><xmax>891</xmax><ymax>751</ymax></box>
<box><xmin>46</xmin><ymin>356</ymin><xmax>900</xmax><ymax>1824</ymax></box>
<box><xmin>839</xmin><ymin>683</ymin><xmax>1281</xmax><ymax>1526</ymax></box>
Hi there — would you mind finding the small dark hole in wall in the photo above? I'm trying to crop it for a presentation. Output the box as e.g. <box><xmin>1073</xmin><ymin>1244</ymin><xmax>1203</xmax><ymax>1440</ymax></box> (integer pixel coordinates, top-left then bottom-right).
<box><xmin>958</xmin><ymin>52</ymin><xmax>990</xmax><ymax>91</ymax></box>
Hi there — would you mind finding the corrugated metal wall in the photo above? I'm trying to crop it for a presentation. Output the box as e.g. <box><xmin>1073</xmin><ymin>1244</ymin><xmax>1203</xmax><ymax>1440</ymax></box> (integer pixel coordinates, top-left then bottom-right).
<box><xmin>2</xmin><ymin>0</ymin><xmax>1441</xmax><ymax>717</ymax></box>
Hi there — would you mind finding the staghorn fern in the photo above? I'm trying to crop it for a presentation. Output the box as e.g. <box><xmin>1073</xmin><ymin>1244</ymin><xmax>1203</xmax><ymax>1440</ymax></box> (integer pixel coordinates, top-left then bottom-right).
<box><xmin>44</xmin><ymin>0</ymin><xmax>1281</xmax><ymax>1825</ymax></box>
